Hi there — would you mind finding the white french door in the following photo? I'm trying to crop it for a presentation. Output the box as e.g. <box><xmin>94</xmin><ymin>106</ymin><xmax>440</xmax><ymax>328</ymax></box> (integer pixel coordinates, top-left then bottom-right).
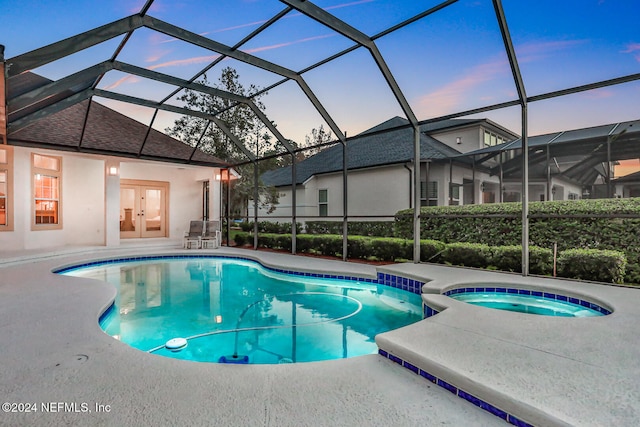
<box><xmin>120</xmin><ymin>180</ymin><xmax>168</xmax><ymax>239</ymax></box>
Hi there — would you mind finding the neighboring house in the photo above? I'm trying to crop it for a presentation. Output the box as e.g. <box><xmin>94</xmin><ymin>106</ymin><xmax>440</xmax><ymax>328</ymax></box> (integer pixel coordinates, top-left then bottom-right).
<box><xmin>614</xmin><ymin>171</ymin><xmax>640</xmax><ymax>198</ymax></box>
<box><xmin>259</xmin><ymin>116</ymin><xmax>520</xmax><ymax>220</ymax></box>
<box><xmin>1</xmin><ymin>72</ymin><xmax>226</xmax><ymax>251</ymax></box>
<box><xmin>260</xmin><ymin>117</ymin><xmax>639</xmax><ymax>221</ymax></box>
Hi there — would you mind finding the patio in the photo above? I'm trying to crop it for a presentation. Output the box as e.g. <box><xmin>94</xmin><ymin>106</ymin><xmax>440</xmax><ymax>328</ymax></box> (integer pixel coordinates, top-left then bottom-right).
<box><xmin>1</xmin><ymin>243</ymin><xmax>639</xmax><ymax>426</ymax></box>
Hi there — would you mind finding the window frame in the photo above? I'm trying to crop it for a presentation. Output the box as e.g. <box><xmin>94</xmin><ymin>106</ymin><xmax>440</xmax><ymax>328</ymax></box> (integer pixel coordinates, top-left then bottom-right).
<box><xmin>318</xmin><ymin>188</ymin><xmax>328</xmax><ymax>217</ymax></box>
<box><xmin>32</xmin><ymin>153</ymin><xmax>62</xmax><ymax>230</ymax></box>
<box><xmin>0</xmin><ymin>146</ymin><xmax>13</xmax><ymax>232</ymax></box>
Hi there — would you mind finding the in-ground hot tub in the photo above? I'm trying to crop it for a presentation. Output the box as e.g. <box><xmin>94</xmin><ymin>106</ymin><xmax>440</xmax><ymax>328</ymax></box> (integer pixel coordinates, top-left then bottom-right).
<box><xmin>438</xmin><ymin>285</ymin><xmax>612</xmax><ymax>317</ymax></box>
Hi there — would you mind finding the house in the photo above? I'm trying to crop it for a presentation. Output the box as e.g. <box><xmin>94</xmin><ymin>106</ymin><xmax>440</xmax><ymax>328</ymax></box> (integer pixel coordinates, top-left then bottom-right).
<box><xmin>614</xmin><ymin>171</ymin><xmax>640</xmax><ymax>198</ymax></box>
<box><xmin>259</xmin><ymin>116</ymin><xmax>519</xmax><ymax>220</ymax></box>
<box><xmin>1</xmin><ymin>72</ymin><xmax>226</xmax><ymax>251</ymax></box>
<box><xmin>259</xmin><ymin>117</ymin><xmax>639</xmax><ymax>221</ymax></box>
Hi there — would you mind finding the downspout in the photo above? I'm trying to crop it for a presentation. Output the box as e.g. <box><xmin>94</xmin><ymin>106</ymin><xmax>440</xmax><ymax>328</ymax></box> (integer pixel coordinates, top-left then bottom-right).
<box><xmin>449</xmin><ymin>159</ymin><xmax>453</xmax><ymax>206</ymax></box>
<box><xmin>546</xmin><ymin>144</ymin><xmax>551</xmax><ymax>201</ymax></box>
<box><xmin>413</xmin><ymin>126</ymin><xmax>421</xmax><ymax>263</ymax></box>
<box><xmin>403</xmin><ymin>162</ymin><xmax>413</xmax><ymax>209</ymax></box>
<box><xmin>342</xmin><ymin>138</ymin><xmax>348</xmax><ymax>262</ymax></box>
<box><xmin>291</xmin><ymin>153</ymin><xmax>297</xmax><ymax>255</ymax></box>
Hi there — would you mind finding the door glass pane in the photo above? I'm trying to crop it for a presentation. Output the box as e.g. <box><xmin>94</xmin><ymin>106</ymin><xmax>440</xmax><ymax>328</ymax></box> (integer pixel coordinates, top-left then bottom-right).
<box><xmin>120</xmin><ymin>188</ymin><xmax>136</xmax><ymax>232</ymax></box>
<box><xmin>145</xmin><ymin>189</ymin><xmax>162</xmax><ymax>232</ymax></box>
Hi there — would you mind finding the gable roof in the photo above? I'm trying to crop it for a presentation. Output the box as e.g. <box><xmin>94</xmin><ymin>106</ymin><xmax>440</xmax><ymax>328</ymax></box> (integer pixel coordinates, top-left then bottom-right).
<box><xmin>7</xmin><ymin>72</ymin><xmax>228</xmax><ymax>167</ymax></box>
<box><xmin>262</xmin><ymin>116</ymin><xmax>478</xmax><ymax>187</ymax></box>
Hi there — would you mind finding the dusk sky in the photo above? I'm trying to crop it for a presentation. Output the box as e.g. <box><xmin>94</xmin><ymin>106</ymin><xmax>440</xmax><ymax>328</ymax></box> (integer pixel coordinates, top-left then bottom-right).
<box><xmin>2</xmin><ymin>0</ymin><xmax>639</xmax><ymax>172</ymax></box>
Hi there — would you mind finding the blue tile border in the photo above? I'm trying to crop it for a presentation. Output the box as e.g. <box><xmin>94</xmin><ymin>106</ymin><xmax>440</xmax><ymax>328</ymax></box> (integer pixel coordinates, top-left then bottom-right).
<box><xmin>378</xmin><ymin>349</ymin><xmax>535</xmax><ymax>427</ymax></box>
<box><xmin>54</xmin><ymin>254</ymin><xmax>426</xmax><ymax>298</ymax></box>
<box><xmin>442</xmin><ymin>287</ymin><xmax>611</xmax><ymax>315</ymax></box>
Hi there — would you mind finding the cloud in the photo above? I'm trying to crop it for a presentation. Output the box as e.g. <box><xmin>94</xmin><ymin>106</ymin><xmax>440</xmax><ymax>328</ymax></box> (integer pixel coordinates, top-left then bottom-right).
<box><xmin>158</xmin><ymin>0</ymin><xmax>374</xmax><ymax>42</ymax></box>
<box><xmin>243</xmin><ymin>34</ymin><xmax>335</xmax><ymax>54</ymax></box>
<box><xmin>324</xmin><ymin>0</ymin><xmax>375</xmax><ymax>11</ymax></box>
<box><xmin>103</xmin><ymin>75</ymin><xmax>141</xmax><ymax>90</ymax></box>
<box><xmin>621</xmin><ymin>43</ymin><xmax>640</xmax><ymax>53</ymax></box>
<box><xmin>515</xmin><ymin>39</ymin><xmax>589</xmax><ymax>63</ymax></box>
<box><xmin>415</xmin><ymin>58</ymin><xmax>510</xmax><ymax>117</ymax></box>
<box><xmin>147</xmin><ymin>54</ymin><xmax>222</xmax><ymax>71</ymax></box>
<box><xmin>414</xmin><ymin>38</ymin><xmax>588</xmax><ymax>117</ymax></box>
<box><xmin>146</xmin><ymin>50</ymin><xmax>172</xmax><ymax>63</ymax></box>
<box><xmin>580</xmin><ymin>88</ymin><xmax>615</xmax><ymax>99</ymax></box>
<box><xmin>621</xmin><ymin>43</ymin><xmax>640</xmax><ymax>62</ymax></box>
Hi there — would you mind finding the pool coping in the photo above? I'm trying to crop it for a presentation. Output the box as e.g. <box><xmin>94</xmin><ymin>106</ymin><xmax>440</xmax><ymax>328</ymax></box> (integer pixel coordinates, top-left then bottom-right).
<box><xmin>375</xmin><ymin>262</ymin><xmax>640</xmax><ymax>427</ymax></box>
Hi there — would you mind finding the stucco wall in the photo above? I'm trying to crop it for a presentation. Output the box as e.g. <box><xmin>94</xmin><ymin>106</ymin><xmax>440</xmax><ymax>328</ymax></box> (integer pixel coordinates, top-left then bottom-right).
<box><xmin>0</xmin><ymin>147</ymin><xmax>218</xmax><ymax>251</ymax></box>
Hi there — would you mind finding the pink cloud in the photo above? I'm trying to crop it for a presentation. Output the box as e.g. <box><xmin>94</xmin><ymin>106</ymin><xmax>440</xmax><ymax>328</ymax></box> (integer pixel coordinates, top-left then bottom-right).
<box><xmin>243</xmin><ymin>34</ymin><xmax>335</xmax><ymax>54</ymax></box>
<box><xmin>146</xmin><ymin>49</ymin><xmax>172</xmax><ymax>63</ymax></box>
<box><xmin>621</xmin><ymin>43</ymin><xmax>640</xmax><ymax>53</ymax></box>
<box><xmin>515</xmin><ymin>39</ymin><xmax>589</xmax><ymax>63</ymax></box>
<box><xmin>580</xmin><ymin>88</ymin><xmax>615</xmax><ymax>99</ymax></box>
<box><xmin>415</xmin><ymin>58</ymin><xmax>510</xmax><ymax>117</ymax></box>
<box><xmin>147</xmin><ymin>54</ymin><xmax>222</xmax><ymax>70</ymax></box>
<box><xmin>325</xmin><ymin>0</ymin><xmax>375</xmax><ymax>11</ymax></box>
<box><xmin>103</xmin><ymin>75</ymin><xmax>141</xmax><ymax>90</ymax></box>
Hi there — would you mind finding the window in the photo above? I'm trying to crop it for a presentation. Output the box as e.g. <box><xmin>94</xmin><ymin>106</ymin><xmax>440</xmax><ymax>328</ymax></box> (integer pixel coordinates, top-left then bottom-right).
<box><xmin>450</xmin><ymin>184</ymin><xmax>460</xmax><ymax>205</ymax></box>
<box><xmin>484</xmin><ymin>130</ymin><xmax>508</xmax><ymax>147</ymax></box>
<box><xmin>0</xmin><ymin>146</ymin><xmax>12</xmax><ymax>231</ymax></box>
<box><xmin>420</xmin><ymin>181</ymin><xmax>438</xmax><ymax>206</ymax></box>
<box><xmin>318</xmin><ymin>189</ymin><xmax>328</xmax><ymax>216</ymax></box>
<box><xmin>32</xmin><ymin>153</ymin><xmax>62</xmax><ymax>229</ymax></box>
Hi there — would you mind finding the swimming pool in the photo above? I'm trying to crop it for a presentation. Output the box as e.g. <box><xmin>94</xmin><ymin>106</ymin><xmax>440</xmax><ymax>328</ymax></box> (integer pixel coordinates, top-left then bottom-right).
<box><xmin>60</xmin><ymin>256</ymin><xmax>422</xmax><ymax>364</ymax></box>
<box><xmin>444</xmin><ymin>286</ymin><xmax>611</xmax><ymax>317</ymax></box>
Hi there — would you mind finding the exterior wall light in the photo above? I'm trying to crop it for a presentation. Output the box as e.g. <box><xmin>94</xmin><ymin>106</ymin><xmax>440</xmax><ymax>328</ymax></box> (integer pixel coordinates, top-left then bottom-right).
<box><xmin>107</xmin><ymin>166</ymin><xmax>119</xmax><ymax>176</ymax></box>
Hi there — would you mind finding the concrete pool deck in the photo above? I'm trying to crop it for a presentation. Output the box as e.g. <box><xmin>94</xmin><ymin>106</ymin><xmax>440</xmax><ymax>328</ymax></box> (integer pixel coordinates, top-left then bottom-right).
<box><xmin>1</xmin><ymin>241</ymin><xmax>638</xmax><ymax>426</ymax></box>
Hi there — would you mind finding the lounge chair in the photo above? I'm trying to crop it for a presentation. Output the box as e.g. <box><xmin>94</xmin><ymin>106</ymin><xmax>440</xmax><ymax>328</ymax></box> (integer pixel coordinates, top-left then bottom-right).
<box><xmin>183</xmin><ymin>220</ymin><xmax>204</xmax><ymax>249</ymax></box>
<box><xmin>201</xmin><ymin>220</ymin><xmax>221</xmax><ymax>249</ymax></box>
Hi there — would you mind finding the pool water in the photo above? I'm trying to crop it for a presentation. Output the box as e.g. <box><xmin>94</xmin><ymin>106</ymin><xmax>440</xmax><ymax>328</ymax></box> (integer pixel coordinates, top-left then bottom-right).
<box><xmin>62</xmin><ymin>257</ymin><xmax>422</xmax><ymax>364</ymax></box>
<box><xmin>450</xmin><ymin>292</ymin><xmax>603</xmax><ymax>317</ymax></box>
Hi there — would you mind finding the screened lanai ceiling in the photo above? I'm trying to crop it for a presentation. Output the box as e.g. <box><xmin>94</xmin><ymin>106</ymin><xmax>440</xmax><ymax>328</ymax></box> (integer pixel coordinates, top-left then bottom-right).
<box><xmin>2</xmin><ymin>0</ymin><xmax>639</xmax><ymax>168</ymax></box>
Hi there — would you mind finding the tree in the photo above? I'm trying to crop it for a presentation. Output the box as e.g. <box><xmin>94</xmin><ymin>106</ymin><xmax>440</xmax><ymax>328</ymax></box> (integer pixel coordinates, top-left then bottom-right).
<box><xmin>301</xmin><ymin>124</ymin><xmax>335</xmax><ymax>158</ymax></box>
<box><xmin>167</xmin><ymin>67</ymin><xmax>281</xmax><ymax>215</ymax></box>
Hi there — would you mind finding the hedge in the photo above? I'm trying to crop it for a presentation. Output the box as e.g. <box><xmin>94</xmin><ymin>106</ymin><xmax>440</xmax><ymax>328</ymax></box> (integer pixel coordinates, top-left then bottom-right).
<box><xmin>233</xmin><ymin>232</ymin><xmax>625</xmax><ymax>283</ymax></box>
<box><xmin>305</xmin><ymin>221</ymin><xmax>395</xmax><ymax>237</ymax></box>
<box><xmin>395</xmin><ymin>198</ymin><xmax>640</xmax><ymax>283</ymax></box>
<box><xmin>239</xmin><ymin>220</ymin><xmax>396</xmax><ymax>237</ymax></box>
<box><xmin>557</xmin><ymin>248</ymin><xmax>627</xmax><ymax>284</ymax></box>
<box><xmin>239</xmin><ymin>221</ymin><xmax>302</xmax><ymax>234</ymax></box>
<box><xmin>234</xmin><ymin>232</ymin><xmax>442</xmax><ymax>263</ymax></box>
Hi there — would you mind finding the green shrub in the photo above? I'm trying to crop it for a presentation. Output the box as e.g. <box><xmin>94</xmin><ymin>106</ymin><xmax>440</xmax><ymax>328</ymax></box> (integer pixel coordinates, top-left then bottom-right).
<box><xmin>557</xmin><ymin>248</ymin><xmax>627</xmax><ymax>284</ymax></box>
<box><xmin>441</xmin><ymin>242</ymin><xmax>493</xmax><ymax>268</ymax></box>
<box><xmin>420</xmin><ymin>240</ymin><xmax>447</xmax><ymax>263</ymax></box>
<box><xmin>528</xmin><ymin>246</ymin><xmax>554</xmax><ymax>276</ymax></box>
<box><xmin>488</xmin><ymin>245</ymin><xmax>553</xmax><ymax>275</ymax></box>
<box><xmin>367</xmin><ymin>237</ymin><xmax>411</xmax><ymax>261</ymax></box>
<box><xmin>234</xmin><ymin>232</ymin><xmax>249</xmax><ymax>246</ymax></box>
